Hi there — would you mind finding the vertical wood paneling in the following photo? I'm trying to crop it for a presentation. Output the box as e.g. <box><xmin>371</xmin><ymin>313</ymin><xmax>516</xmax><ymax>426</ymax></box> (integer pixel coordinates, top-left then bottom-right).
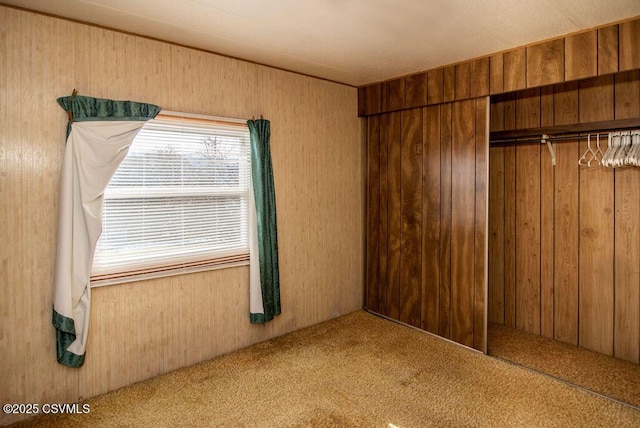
<box><xmin>504</xmin><ymin>48</ymin><xmax>527</xmax><ymax>92</ymax></box>
<box><xmin>540</xmin><ymin>86</ymin><xmax>555</xmax><ymax>127</ymax></box>
<box><xmin>358</xmin><ymin>87</ymin><xmax>366</xmax><ymax>117</ymax></box>
<box><xmin>365</xmin><ymin>84</ymin><xmax>381</xmax><ymax>115</ymax></box>
<box><xmin>388</xmin><ymin>78</ymin><xmax>405</xmax><ymax>111</ymax></box>
<box><xmin>619</xmin><ymin>19</ymin><xmax>640</xmax><ymax>71</ymax></box>
<box><xmin>378</xmin><ymin>115</ymin><xmax>389</xmax><ymax>316</ymax></box>
<box><xmin>455</xmin><ymin>62</ymin><xmax>471</xmax><ymax>100</ymax></box>
<box><xmin>565</xmin><ymin>31</ymin><xmax>597</xmax><ymax>81</ymax></box>
<box><xmin>387</xmin><ymin>112</ymin><xmax>402</xmax><ymax>320</ymax></box>
<box><xmin>503</xmin><ymin>92</ymin><xmax>517</xmax><ymax>131</ymax></box>
<box><xmin>598</xmin><ymin>25</ymin><xmax>619</xmax><ymax>75</ymax></box>
<box><xmin>422</xmin><ymin>106</ymin><xmax>441</xmax><ymax>334</ymax></box>
<box><xmin>516</xmin><ymin>88</ymin><xmax>541</xmax><ymax>128</ymax></box>
<box><xmin>578</xmin><ymin>140</ymin><xmax>614</xmax><ymax>355</ymax></box>
<box><xmin>405</xmin><ymin>73</ymin><xmax>427</xmax><ymax>109</ymax></box>
<box><xmin>439</xmin><ymin>104</ymin><xmax>453</xmax><ymax>338</ymax></box>
<box><xmin>471</xmin><ymin>58</ymin><xmax>490</xmax><ymax>98</ymax></box>
<box><xmin>366</xmin><ymin>117</ymin><xmax>380</xmax><ymax>312</ymax></box>
<box><xmin>554</xmin><ymin>81</ymin><xmax>579</xmax><ymax>125</ymax></box>
<box><xmin>474</xmin><ymin>97</ymin><xmax>489</xmax><ymax>352</ymax></box>
<box><xmin>614</xmin><ymin>168</ymin><xmax>640</xmax><ymax>363</ymax></box>
<box><xmin>443</xmin><ymin>65</ymin><xmax>455</xmax><ymax>102</ymax></box>
<box><xmin>490</xmin><ymin>95</ymin><xmax>505</xmax><ymax>132</ymax></box>
<box><xmin>400</xmin><ymin>109</ymin><xmax>423</xmax><ymax>327</ymax></box>
<box><xmin>427</xmin><ymin>69</ymin><xmax>444</xmax><ymax>105</ymax></box>
<box><xmin>451</xmin><ymin>100</ymin><xmax>476</xmax><ymax>347</ymax></box>
<box><xmin>504</xmin><ymin>145</ymin><xmax>517</xmax><ymax>328</ymax></box>
<box><xmin>488</xmin><ymin>146</ymin><xmax>505</xmax><ymax>324</ymax></box>
<box><xmin>614</xmin><ymin>70</ymin><xmax>640</xmax><ymax>119</ymax></box>
<box><xmin>540</xmin><ymin>141</ymin><xmax>554</xmax><ymax>339</ymax></box>
<box><xmin>490</xmin><ymin>53</ymin><xmax>504</xmax><ymax>95</ymax></box>
<box><xmin>579</xmin><ymin>75</ymin><xmax>614</xmax><ymax>123</ymax></box>
<box><xmin>527</xmin><ymin>39</ymin><xmax>565</xmax><ymax>87</ymax></box>
<box><xmin>553</xmin><ymin>141</ymin><xmax>579</xmax><ymax>345</ymax></box>
<box><xmin>515</xmin><ymin>143</ymin><xmax>541</xmax><ymax>334</ymax></box>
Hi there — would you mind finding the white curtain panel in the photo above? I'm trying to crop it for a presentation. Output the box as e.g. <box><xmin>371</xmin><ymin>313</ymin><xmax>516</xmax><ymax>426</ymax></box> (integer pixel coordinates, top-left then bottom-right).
<box><xmin>53</xmin><ymin>121</ymin><xmax>147</xmax><ymax>365</ymax></box>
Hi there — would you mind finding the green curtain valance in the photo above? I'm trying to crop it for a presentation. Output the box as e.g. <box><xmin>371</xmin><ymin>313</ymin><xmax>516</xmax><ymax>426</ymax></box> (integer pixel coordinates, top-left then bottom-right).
<box><xmin>57</xmin><ymin>95</ymin><xmax>160</xmax><ymax>136</ymax></box>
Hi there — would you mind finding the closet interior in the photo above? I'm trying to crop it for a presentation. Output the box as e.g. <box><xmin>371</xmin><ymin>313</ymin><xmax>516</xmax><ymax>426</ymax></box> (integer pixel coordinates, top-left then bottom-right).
<box><xmin>488</xmin><ymin>71</ymin><xmax>640</xmax><ymax>406</ymax></box>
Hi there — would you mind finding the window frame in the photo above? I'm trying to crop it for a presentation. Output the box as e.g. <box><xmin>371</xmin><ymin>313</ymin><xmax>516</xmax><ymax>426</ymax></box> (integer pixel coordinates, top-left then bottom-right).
<box><xmin>90</xmin><ymin>111</ymin><xmax>252</xmax><ymax>287</ymax></box>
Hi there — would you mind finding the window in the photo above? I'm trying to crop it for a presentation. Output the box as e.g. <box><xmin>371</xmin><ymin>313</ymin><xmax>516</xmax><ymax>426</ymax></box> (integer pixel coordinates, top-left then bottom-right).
<box><xmin>91</xmin><ymin>112</ymin><xmax>251</xmax><ymax>285</ymax></box>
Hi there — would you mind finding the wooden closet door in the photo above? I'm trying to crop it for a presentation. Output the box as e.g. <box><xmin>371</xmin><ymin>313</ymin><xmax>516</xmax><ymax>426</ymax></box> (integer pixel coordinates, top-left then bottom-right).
<box><xmin>365</xmin><ymin>98</ymin><xmax>489</xmax><ymax>353</ymax></box>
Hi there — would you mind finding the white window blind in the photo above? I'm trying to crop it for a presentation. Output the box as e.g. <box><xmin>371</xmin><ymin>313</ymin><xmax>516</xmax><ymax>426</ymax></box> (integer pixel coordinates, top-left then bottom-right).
<box><xmin>91</xmin><ymin>114</ymin><xmax>251</xmax><ymax>285</ymax></box>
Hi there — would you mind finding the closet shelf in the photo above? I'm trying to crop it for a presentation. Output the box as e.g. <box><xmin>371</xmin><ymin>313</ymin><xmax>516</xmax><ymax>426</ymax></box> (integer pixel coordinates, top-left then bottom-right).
<box><xmin>490</xmin><ymin>117</ymin><xmax>640</xmax><ymax>145</ymax></box>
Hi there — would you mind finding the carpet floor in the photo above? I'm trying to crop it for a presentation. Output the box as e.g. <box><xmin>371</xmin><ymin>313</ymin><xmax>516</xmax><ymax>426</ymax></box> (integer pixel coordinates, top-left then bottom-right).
<box><xmin>13</xmin><ymin>311</ymin><xmax>640</xmax><ymax>427</ymax></box>
<box><xmin>488</xmin><ymin>322</ymin><xmax>640</xmax><ymax>409</ymax></box>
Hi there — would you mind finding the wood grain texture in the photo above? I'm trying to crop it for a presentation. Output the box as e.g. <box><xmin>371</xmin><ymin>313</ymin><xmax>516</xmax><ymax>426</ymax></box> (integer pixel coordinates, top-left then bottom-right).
<box><xmin>443</xmin><ymin>65</ymin><xmax>455</xmax><ymax>102</ymax></box>
<box><xmin>439</xmin><ymin>103</ymin><xmax>453</xmax><ymax>338</ymax></box>
<box><xmin>553</xmin><ymin>141</ymin><xmax>579</xmax><ymax>345</ymax></box>
<box><xmin>488</xmin><ymin>146</ymin><xmax>505</xmax><ymax>325</ymax></box>
<box><xmin>553</xmin><ymin>81</ymin><xmax>579</xmax><ymax>126</ymax></box>
<box><xmin>578</xmin><ymin>139</ymin><xmax>614</xmax><ymax>355</ymax></box>
<box><xmin>614</xmin><ymin>70</ymin><xmax>640</xmax><ymax>119</ymax></box>
<box><xmin>451</xmin><ymin>99</ymin><xmax>476</xmax><ymax>347</ymax></box>
<box><xmin>619</xmin><ymin>19</ymin><xmax>640</xmax><ymax>71</ymax></box>
<box><xmin>540</xmin><ymin>138</ymin><xmax>554</xmax><ymax>339</ymax></box>
<box><xmin>490</xmin><ymin>53</ymin><xmax>504</xmax><ymax>95</ymax></box>
<box><xmin>455</xmin><ymin>61</ymin><xmax>471</xmax><ymax>100</ymax></box>
<box><xmin>503</xmin><ymin>92</ymin><xmax>517</xmax><ymax>131</ymax></box>
<box><xmin>579</xmin><ymin>75</ymin><xmax>614</xmax><ymax>123</ymax></box>
<box><xmin>388</xmin><ymin>77</ymin><xmax>405</xmax><ymax>112</ymax></box>
<box><xmin>427</xmin><ymin>69</ymin><xmax>444</xmax><ymax>105</ymax></box>
<box><xmin>422</xmin><ymin>105</ymin><xmax>441</xmax><ymax>334</ymax></box>
<box><xmin>0</xmin><ymin>7</ymin><xmax>363</xmax><ymax>424</ymax></box>
<box><xmin>490</xmin><ymin>95</ymin><xmax>505</xmax><ymax>132</ymax></box>
<box><xmin>378</xmin><ymin>115</ymin><xmax>389</xmax><ymax>316</ymax></box>
<box><xmin>504</xmin><ymin>145</ymin><xmax>517</xmax><ymax>328</ymax></box>
<box><xmin>365</xmin><ymin>83</ymin><xmax>381</xmax><ymax>115</ymax></box>
<box><xmin>474</xmin><ymin>97</ymin><xmax>489</xmax><ymax>352</ymax></box>
<box><xmin>405</xmin><ymin>73</ymin><xmax>427</xmax><ymax>109</ymax></box>
<box><xmin>614</xmin><ymin>167</ymin><xmax>640</xmax><ymax>363</ymax></box>
<box><xmin>471</xmin><ymin>58</ymin><xmax>490</xmax><ymax>98</ymax></box>
<box><xmin>516</xmin><ymin>88</ymin><xmax>541</xmax><ymax>129</ymax></box>
<box><xmin>504</xmin><ymin>48</ymin><xmax>527</xmax><ymax>92</ymax></box>
<box><xmin>366</xmin><ymin>116</ymin><xmax>381</xmax><ymax>312</ymax></box>
<box><xmin>358</xmin><ymin>87</ymin><xmax>366</xmax><ymax>117</ymax></box>
<box><xmin>387</xmin><ymin>112</ymin><xmax>402</xmax><ymax>320</ymax></box>
<box><xmin>540</xmin><ymin>85</ymin><xmax>555</xmax><ymax>127</ymax></box>
<box><xmin>565</xmin><ymin>31</ymin><xmax>597</xmax><ymax>81</ymax></box>
<box><xmin>400</xmin><ymin>108</ymin><xmax>423</xmax><ymax>327</ymax></box>
<box><xmin>515</xmin><ymin>143</ymin><xmax>541</xmax><ymax>335</ymax></box>
<box><xmin>527</xmin><ymin>39</ymin><xmax>565</xmax><ymax>87</ymax></box>
<box><xmin>598</xmin><ymin>25</ymin><xmax>619</xmax><ymax>75</ymax></box>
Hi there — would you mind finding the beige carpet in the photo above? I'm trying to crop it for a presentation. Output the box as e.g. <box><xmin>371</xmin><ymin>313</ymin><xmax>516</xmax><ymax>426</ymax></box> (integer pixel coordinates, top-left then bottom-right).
<box><xmin>488</xmin><ymin>322</ymin><xmax>640</xmax><ymax>409</ymax></box>
<box><xmin>13</xmin><ymin>311</ymin><xmax>640</xmax><ymax>427</ymax></box>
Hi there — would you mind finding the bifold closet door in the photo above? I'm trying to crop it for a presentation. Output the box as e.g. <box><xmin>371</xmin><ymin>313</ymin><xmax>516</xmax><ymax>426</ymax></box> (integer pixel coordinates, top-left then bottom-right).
<box><xmin>365</xmin><ymin>98</ymin><xmax>489</xmax><ymax>353</ymax></box>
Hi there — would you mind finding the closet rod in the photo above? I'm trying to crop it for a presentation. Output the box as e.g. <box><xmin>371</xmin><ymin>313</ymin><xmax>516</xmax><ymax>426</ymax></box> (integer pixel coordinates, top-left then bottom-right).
<box><xmin>491</xmin><ymin>134</ymin><xmax>601</xmax><ymax>146</ymax></box>
<box><xmin>490</xmin><ymin>117</ymin><xmax>640</xmax><ymax>145</ymax></box>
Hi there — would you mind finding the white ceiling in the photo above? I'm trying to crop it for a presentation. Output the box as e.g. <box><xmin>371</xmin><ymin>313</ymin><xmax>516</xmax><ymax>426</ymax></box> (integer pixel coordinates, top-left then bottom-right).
<box><xmin>4</xmin><ymin>0</ymin><xmax>640</xmax><ymax>86</ymax></box>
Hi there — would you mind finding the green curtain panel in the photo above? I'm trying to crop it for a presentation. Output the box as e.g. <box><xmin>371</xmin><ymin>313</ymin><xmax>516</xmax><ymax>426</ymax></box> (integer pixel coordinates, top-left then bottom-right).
<box><xmin>53</xmin><ymin>94</ymin><xmax>160</xmax><ymax>368</ymax></box>
<box><xmin>247</xmin><ymin>119</ymin><xmax>281</xmax><ymax>323</ymax></box>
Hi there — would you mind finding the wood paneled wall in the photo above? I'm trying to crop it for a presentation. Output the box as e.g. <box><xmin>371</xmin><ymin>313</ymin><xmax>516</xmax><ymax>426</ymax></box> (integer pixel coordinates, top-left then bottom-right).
<box><xmin>359</xmin><ymin>16</ymin><xmax>640</xmax><ymax>116</ymax></box>
<box><xmin>488</xmin><ymin>71</ymin><xmax>640</xmax><ymax>363</ymax></box>
<box><xmin>0</xmin><ymin>7</ymin><xmax>363</xmax><ymax>425</ymax></box>
<box><xmin>366</xmin><ymin>98</ymin><xmax>489</xmax><ymax>352</ymax></box>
